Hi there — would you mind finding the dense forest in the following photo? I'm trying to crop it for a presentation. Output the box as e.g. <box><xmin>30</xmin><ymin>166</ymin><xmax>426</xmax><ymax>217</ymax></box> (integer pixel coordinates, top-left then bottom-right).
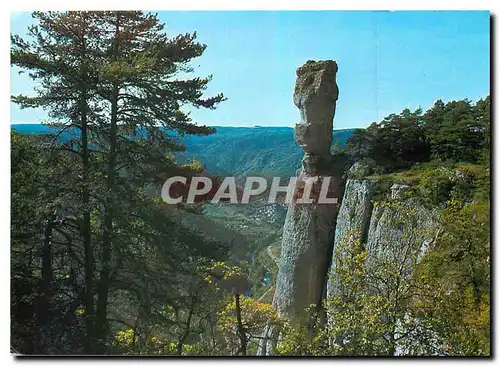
<box><xmin>11</xmin><ymin>11</ymin><xmax>490</xmax><ymax>356</ymax></box>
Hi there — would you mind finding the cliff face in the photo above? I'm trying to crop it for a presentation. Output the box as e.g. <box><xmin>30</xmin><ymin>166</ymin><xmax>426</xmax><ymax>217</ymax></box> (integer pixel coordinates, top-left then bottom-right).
<box><xmin>327</xmin><ymin>179</ymin><xmax>375</xmax><ymax>297</ymax></box>
<box><xmin>274</xmin><ymin>199</ymin><xmax>339</xmax><ymax>320</ymax></box>
<box><xmin>327</xmin><ymin>178</ymin><xmax>439</xmax><ymax>299</ymax></box>
<box><xmin>333</xmin><ymin>179</ymin><xmax>375</xmax><ymax>246</ymax></box>
<box><xmin>365</xmin><ymin>184</ymin><xmax>437</xmax><ymax>262</ymax></box>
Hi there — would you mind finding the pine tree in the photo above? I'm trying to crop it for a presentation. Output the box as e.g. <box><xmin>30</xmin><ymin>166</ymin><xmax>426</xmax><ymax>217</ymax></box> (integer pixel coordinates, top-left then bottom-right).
<box><xmin>11</xmin><ymin>11</ymin><xmax>105</xmax><ymax>351</ymax></box>
<box><xmin>11</xmin><ymin>11</ymin><xmax>226</xmax><ymax>354</ymax></box>
<box><xmin>91</xmin><ymin>11</ymin><xmax>225</xmax><ymax>349</ymax></box>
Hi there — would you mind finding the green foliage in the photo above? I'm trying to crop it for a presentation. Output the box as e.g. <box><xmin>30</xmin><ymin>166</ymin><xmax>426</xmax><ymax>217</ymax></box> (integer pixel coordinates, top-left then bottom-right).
<box><xmin>277</xmin><ymin>320</ymin><xmax>329</xmax><ymax>356</ymax></box>
<box><xmin>413</xmin><ymin>200</ymin><xmax>490</xmax><ymax>355</ymax></box>
<box><xmin>11</xmin><ymin>11</ymin><xmax>227</xmax><ymax>355</ymax></box>
<box><xmin>177</xmin><ymin>127</ymin><xmax>355</xmax><ymax>178</ymax></box>
<box><xmin>416</xmin><ymin>168</ymin><xmax>456</xmax><ymax>207</ymax></box>
<box><xmin>216</xmin><ymin>294</ymin><xmax>279</xmax><ymax>355</ymax></box>
<box><xmin>412</xmin><ymin>163</ymin><xmax>485</xmax><ymax>209</ymax></box>
<box><xmin>323</xmin><ymin>236</ymin><xmax>394</xmax><ymax>356</ymax></box>
<box><xmin>278</xmin><ymin>177</ymin><xmax>490</xmax><ymax>356</ymax></box>
<box><xmin>346</xmin><ymin>108</ymin><xmax>429</xmax><ymax>170</ymax></box>
<box><xmin>346</xmin><ymin>96</ymin><xmax>490</xmax><ymax>172</ymax></box>
<box><xmin>423</xmin><ymin>98</ymin><xmax>488</xmax><ymax>162</ymax></box>
<box><xmin>279</xmin><ymin>223</ymin><xmax>426</xmax><ymax>356</ymax></box>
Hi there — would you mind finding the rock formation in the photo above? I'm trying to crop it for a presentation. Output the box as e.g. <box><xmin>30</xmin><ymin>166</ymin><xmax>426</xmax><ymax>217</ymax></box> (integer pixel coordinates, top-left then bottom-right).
<box><xmin>258</xmin><ymin>59</ymin><xmax>342</xmax><ymax>355</ymax></box>
<box><xmin>364</xmin><ymin>184</ymin><xmax>438</xmax><ymax>264</ymax></box>
<box><xmin>258</xmin><ymin>60</ymin><xmax>442</xmax><ymax>356</ymax></box>
<box><xmin>327</xmin><ymin>178</ymin><xmax>375</xmax><ymax>298</ymax></box>
<box><xmin>328</xmin><ymin>180</ymin><xmax>440</xmax><ymax>355</ymax></box>
<box><xmin>293</xmin><ymin>60</ymin><xmax>339</xmax><ymax>176</ymax></box>
<box><xmin>273</xmin><ymin>60</ymin><xmax>340</xmax><ymax>324</ymax></box>
<box><xmin>327</xmin><ymin>179</ymin><xmax>438</xmax><ymax>299</ymax></box>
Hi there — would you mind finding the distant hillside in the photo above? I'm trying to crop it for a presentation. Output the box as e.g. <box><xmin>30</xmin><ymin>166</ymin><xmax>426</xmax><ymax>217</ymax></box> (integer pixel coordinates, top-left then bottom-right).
<box><xmin>11</xmin><ymin>123</ymin><xmax>56</xmax><ymax>135</ymax></box>
<box><xmin>178</xmin><ymin>126</ymin><xmax>354</xmax><ymax>177</ymax></box>
<box><xmin>11</xmin><ymin>124</ymin><xmax>354</xmax><ymax>177</ymax></box>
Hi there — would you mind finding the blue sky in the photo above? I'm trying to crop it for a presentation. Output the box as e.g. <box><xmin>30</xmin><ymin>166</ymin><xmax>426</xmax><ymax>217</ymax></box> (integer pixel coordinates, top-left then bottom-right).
<box><xmin>10</xmin><ymin>11</ymin><xmax>490</xmax><ymax>129</ymax></box>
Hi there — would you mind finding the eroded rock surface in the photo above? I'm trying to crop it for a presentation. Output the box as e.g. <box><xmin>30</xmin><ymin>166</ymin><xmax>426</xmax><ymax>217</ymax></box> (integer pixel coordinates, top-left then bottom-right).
<box><xmin>293</xmin><ymin>60</ymin><xmax>339</xmax><ymax>175</ymax></box>
<box><xmin>365</xmin><ymin>186</ymin><xmax>437</xmax><ymax>262</ymax></box>
<box><xmin>326</xmin><ymin>179</ymin><xmax>440</xmax><ymax>355</ymax></box>
<box><xmin>273</xmin><ymin>60</ymin><xmax>341</xmax><ymax>323</ymax></box>
<box><xmin>327</xmin><ymin>179</ymin><xmax>375</xmax><ymax>298</ymax></box>
<box><xmin>347</xmin><ymin>158</ymin><xmax>376</xmax><ymax>179</ymax></box>
<box><xmin>258</xmin><ymin>60</ymin><xmax>341</xmax><ymax>356</ymax></box>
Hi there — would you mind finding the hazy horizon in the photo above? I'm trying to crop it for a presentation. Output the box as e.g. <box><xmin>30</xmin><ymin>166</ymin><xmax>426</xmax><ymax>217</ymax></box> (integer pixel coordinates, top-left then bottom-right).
<box><xmin>9</xmin><ymin>122</ymin><xmax>356</xmax><ymax>130</ymax></box>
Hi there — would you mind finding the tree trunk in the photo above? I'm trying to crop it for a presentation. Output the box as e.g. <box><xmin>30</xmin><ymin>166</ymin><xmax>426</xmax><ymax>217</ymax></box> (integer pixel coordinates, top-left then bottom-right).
<box><xmin>79</xmin><ymin>30</ymin><xmax>96</xmax><ymax>352</ymax></box>
<box><xmin>95</xmin><ymin>14</ymin><xmax>121</xmax><ymax>351</ymax></box>
<box><xmin>94</xmin><ymin>84</ymin><xmax>118</xmax><ymax>349</ymax></box>
<box><xmin>235</xmin><ymin>293</ymin><xmax>247</xmax><ymax>356</ymax></box>
<box><xmin>177</xmin><ymin>300</ymin><xmax>195</xmax><ymax>355</ymax></box>
<box><xmin>36</xmin><ymin>215</ymin><xmax>56</xmax><ymax>353</ymax></box>
<box><xmin>81</xmin><ymin>101</ymin><xmax>95</xmax><ymax>354</ymax></box>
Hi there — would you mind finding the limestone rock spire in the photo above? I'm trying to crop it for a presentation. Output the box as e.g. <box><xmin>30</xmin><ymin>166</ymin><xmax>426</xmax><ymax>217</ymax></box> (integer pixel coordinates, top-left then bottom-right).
<box><xmin>257</xmin><ymin>60</ymin><xmax>342</xmax><ymax>355</ymax></box>
<box><xmin>273</xmin><ymin>59</ymin><xmax>341</xmax><ymax>323</ymax></box>
<box><xmin>293</xmin><ymin>60</ymin><xmax>339</xmax><ymax>175</ymax></box>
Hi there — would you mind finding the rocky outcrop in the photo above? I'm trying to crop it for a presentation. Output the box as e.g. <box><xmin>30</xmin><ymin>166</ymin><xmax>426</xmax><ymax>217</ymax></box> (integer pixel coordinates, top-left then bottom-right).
<box><xmin>274</xmin><ymin>200</ymin><xmax>340</xmax><ymax>320</ymax></box>
<box><xmin>326</xmin><ymin>178</ymin><xmax>439</xmax><ymax>354</ymax></box>
<box><xmin>273</xmin><ymin>60</ymin><xmax>340</xmax><ymax>324</ymax></box>
<box><xmin>259</xmin><ymin>61</ymin><xmax>440</xmax><ymax>356</ymax></box>
<box><xmin>293</xmin><ymin>60</ymin><xmax>339</xmax><ymax>175</ymax></box>
<box><xmin>327</xmin><ymin>179</ymin><xmax>375</xmax><ymax>298</ymax></box>
<box><xmin>324</xmin><ymin>178</ymin><xmax>439</xmax><ymax>355</ymax></box>
<box><xmin>257</xmin><ymin>60</ymin><xmax>341</xmax><ymax>355</ymax></box>
<box><xmin>333</xmin><ymin>179</ymin><xmax>375</xmax><ymax>246</ymax></box>
<box><xmin>347</xmin><ymin>158</ymin><xmax>376</xmax><ymax>179</ymax></box>
<box><xmin>364</xmin><ymin>184</ymin><xmax>437</xmax><ymax>261</ymax></box>
<box><xmin>328</xmin><ymin>180</ymin><xmax>438</xmax><ymax>286</ymax></box>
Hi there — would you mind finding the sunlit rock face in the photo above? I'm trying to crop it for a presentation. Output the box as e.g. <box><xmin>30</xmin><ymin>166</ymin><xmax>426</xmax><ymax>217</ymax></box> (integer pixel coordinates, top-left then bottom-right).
<box><xmin>364</xmin><ymin>184</ymin><xmax>438</xmax><ymax>264</ymax></box>
<box><xmin>347</xmin><ymin>158</ymin><xmax>376</xmax><ymax>180</ymax></box>
<box><xmin>326</xmin><ymin>179</ymin><xmax>440</xmax><ymax>355</ymax></box>
<box><xmin>258</xmin><ymin>61</ymin><xmax>442</xmax><ymax>356</ymax></box>
<box><xmin>327</xmin><ymin>179</ymin><xmax>375</xmax><ymax>299</ymax></box>
<box><xmin>258</xmin><ymin>60</ymin><xmax>342</xmax><ymax>356</ymax></box>
<box><xmin>293</xmin><ymin>60</ymin><xmax>339</xmax><ymax>175</ymax></box>
<box><xmin>328</xmin><ymin>180</ymin><xmax>438</xmax><ymax>293</ymax></box>
<box><xmin>273</xmin><ymin>60</ymin><xmax>341</xmax><ymax>325</ymax></box>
